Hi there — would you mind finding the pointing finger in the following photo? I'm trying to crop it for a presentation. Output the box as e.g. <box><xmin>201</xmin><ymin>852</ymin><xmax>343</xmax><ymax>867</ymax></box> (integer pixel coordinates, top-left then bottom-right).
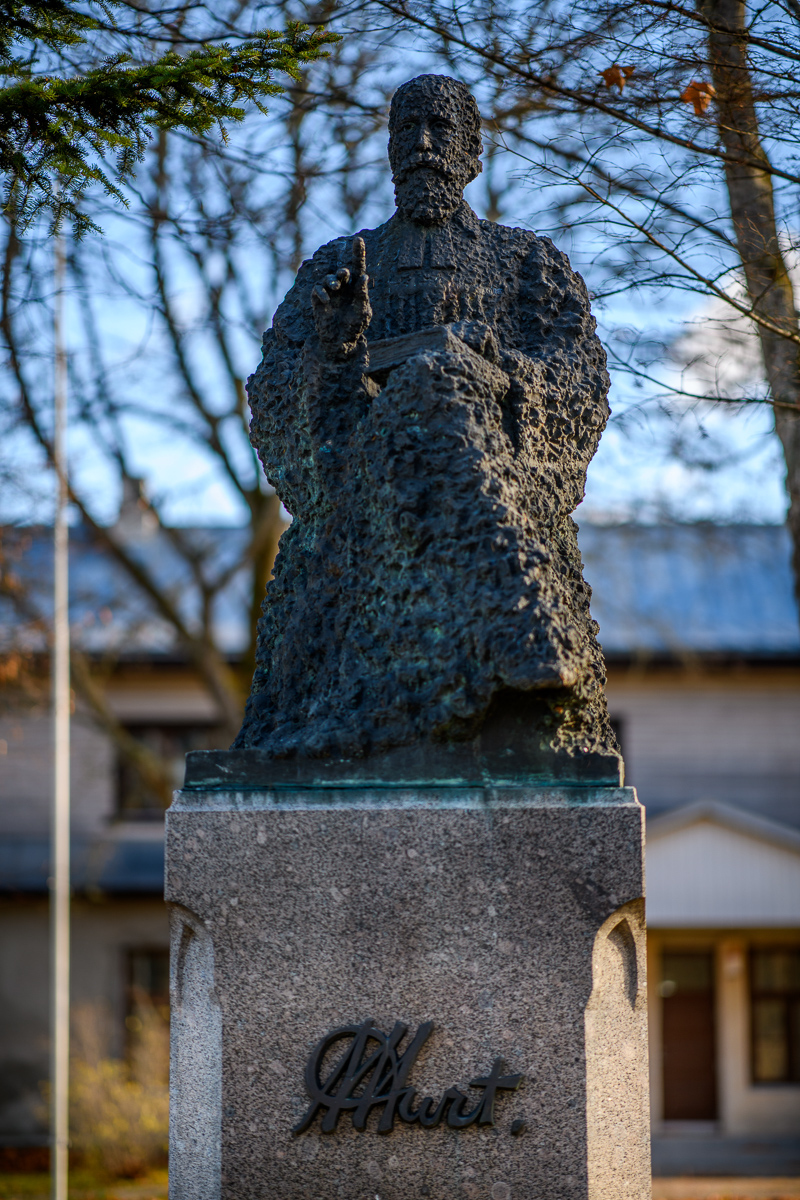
<box><xmin>352</xmin><ymin>236</ymin><xmax>366</xmax><ymax>277</ymax></box>
<box><xmin>355</xmin><ymin>273</ymin><xmax>371</xmax><ymax>304</ymax></box>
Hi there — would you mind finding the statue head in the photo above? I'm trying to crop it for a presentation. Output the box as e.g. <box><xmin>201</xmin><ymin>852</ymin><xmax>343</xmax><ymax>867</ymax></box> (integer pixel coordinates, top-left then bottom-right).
<box><xmin>388</xmin><ymin>75</ymin><xmax>483</xmax><ymax>224</ymax></box>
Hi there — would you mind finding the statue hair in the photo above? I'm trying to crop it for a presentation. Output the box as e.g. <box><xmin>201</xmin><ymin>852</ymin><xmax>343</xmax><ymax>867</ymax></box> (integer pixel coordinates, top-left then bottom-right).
<box><xmin>388</xmin><ymin>75</ymin><xmax>483</xmax><ymax>162</ymax></box>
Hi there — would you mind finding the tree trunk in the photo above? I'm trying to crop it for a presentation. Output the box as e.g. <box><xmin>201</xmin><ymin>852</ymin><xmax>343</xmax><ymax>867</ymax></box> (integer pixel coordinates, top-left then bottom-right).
<box><xmin>704</xmin><ymin>0</ymin><xmax>800</xmax><ymax>606</ymax></box>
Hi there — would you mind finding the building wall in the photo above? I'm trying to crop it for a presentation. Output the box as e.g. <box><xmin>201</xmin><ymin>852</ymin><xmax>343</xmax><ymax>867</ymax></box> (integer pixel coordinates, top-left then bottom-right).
<box><xmin>0</xmin><ymin>668</ymin><xmax>223</xmax><ymax>840</ymax></box>
<box><xmin>646</xmin><ymin>817</ymin><xmax>800</xmax><ymax>928</ymax></box>
<box><xmin>606</xmin><ymin>666</ymin><xmax>800</xmax><ymax>829</ymax></box>
<box><xmin>4</xmin><ymin>666</ymin><xmax>796</xmax><ymax>837</ymax></box>
<box><xmin>648</xmin><ymin>929</ymin><xmax>800</xmax><ymax>1136</ymax></box>
<box><xmin>0</xmin><ymin>714</ymin><xmax>114</xmax><ymax>838</ymax></box>
<box><xmin>104</xmin><ymin>666</ymin><xmax>222</xmax><ymax>725</ymax></box>
<box><xmin>0</xmin><ymin>897</ymin><xmax>169</xmax><ymax>1142</ymax></box>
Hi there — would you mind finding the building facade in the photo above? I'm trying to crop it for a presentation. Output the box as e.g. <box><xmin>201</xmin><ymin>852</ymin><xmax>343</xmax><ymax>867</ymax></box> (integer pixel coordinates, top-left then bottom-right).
<box><xmin>1</xmin><ymin>523</ymin><xmax>799</xmax><ymax>1171</ymax></box>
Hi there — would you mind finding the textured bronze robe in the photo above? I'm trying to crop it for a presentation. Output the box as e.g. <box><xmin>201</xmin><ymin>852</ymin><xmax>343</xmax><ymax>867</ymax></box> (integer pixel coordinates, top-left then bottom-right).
<box><xmin>236</xmin><ymin>202</ymin><xmax>617</xmax><ymax>765</ymax></box>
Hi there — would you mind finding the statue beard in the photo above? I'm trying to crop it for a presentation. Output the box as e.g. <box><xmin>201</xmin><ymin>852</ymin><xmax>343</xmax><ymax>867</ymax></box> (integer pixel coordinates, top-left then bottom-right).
<box><xmin>392</xmin><ymin>164</ymin><xmax>467</xmax><ymax>225</ymax></box>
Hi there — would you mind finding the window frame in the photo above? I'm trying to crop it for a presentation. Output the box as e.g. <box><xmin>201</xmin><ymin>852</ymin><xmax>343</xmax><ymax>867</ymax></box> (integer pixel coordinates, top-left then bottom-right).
<box><xmin>116</xmin><ymin>721</ymin><xmax>224</xmax><ymax>819</ymax></box>
<box><xmin>749</xmin><ymin>945</ymin><xmax>800</xmax><ymax>1086</ymax></box>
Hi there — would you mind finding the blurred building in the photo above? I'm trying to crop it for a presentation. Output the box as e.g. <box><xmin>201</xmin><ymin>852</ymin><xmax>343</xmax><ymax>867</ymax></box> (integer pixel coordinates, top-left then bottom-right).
<box><xmin>1</xmin><ymin>522</ymin><xmax>798</xmax><ymax>1172</ymax></box>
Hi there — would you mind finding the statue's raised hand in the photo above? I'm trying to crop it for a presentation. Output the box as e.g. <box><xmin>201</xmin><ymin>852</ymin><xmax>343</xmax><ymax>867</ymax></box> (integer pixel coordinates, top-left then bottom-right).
<box><xmin>311</xmin><ymin>236</ymin><xmax>372</xmax><ymax>360</ymax></box>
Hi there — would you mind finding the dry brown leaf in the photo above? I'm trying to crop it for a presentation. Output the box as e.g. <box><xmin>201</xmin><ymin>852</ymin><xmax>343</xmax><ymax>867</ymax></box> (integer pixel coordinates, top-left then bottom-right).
<box><xmin>600</xmin><ymin>64</ymin><xmax>635</xmax><ymax>91</ymax></box>
<box><xmin>681</xmin><ymin>79</ymin><xmax>716</xmax><ymax>115</ymax></box>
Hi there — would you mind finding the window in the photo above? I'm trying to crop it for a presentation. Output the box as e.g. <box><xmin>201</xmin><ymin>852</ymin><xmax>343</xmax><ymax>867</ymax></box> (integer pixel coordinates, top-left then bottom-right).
<box><xmin>751</xmin><ymin>948</ymin><xmax>800</xmax><ymax>1083</ymax></box>
<box><xmin>127</xmin><ymin>948</ymin><xmax>170</xmax><ymax>1026</ymax></box>
<box><xmin>117</xmin><ymin>723</ymin><xmax>223</xmax><ymax>817</ymax></box>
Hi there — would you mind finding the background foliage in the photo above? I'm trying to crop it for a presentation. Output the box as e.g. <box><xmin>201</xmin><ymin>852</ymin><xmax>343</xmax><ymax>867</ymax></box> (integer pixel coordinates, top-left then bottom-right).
<box><xmin>1</xmin><ymin>0</ymin><xmax>797</xmax><ymax>800</ymax></box>
<box><xmin>0</xmin><ymin>0</ymin><xmax>338</xmax><ymax>234</ymax></box>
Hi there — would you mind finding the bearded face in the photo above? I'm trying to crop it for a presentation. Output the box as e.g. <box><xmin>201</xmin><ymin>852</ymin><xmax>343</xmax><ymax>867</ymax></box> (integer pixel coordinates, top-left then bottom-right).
<box><xmin>389</xmin><ymin>93</ymin><xmax>481</xmax><ymax>224</ymax></box>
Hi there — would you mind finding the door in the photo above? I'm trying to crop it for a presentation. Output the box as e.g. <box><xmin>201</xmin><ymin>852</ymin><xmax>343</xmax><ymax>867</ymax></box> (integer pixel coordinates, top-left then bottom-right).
<box><xmin>661</xmin><ymin>950</ymin><xmax>717</xmax><ymax>1120</ymax></box>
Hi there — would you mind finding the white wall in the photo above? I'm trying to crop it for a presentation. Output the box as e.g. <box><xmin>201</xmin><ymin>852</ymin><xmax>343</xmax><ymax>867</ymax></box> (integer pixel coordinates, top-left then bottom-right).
<box><xmin>646</xmin><ymin>817</ymin><xmax>800</xmax><ymax>928</ymax></box>
<box><xmin>606</xmin><ymin>669</ymin><xmax>800</xmax><ymax>828</ymax></box>
<box><xmin>104</xmin><ymin>670</ymin><xmax>221</xmax><ymax>723</ymax></box>
<box><xmin>0</xmin><ymin>670</ymin><xmax>222</xmax><ymax>838</ymax></box>
<box><xmin>0</xmin><ymin>714</ymin><xmax>113</xmax><ymax>837</ymax></box>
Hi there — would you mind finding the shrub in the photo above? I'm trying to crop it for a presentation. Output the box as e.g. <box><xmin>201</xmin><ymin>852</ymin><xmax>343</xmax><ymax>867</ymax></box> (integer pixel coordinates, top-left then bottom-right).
<box><xmin>69</xmin><ymin>1001</ymin><xmax>169</xmax><ymax>1178</ymax></box>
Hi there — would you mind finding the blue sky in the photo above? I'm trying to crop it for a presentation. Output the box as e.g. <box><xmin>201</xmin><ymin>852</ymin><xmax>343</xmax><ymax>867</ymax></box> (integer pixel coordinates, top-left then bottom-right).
<box><xmin>0</xmin><ymin>86</ymin><xmax>791</xmax><ymax>531</ymax></box>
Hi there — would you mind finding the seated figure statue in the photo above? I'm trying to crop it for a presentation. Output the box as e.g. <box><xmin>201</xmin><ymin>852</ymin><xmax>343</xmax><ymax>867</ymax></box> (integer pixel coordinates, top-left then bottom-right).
<box><xmin>232</xmin><ymin>74</ymin><xmax>621</xmax><ymax>785</ymax></box>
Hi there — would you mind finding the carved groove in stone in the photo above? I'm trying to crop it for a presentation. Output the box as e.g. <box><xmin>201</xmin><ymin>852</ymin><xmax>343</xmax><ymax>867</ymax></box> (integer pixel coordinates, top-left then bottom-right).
<box><xmin>169</xmin><ymin>905</ymin><xmax>222</xmax><ymax>1200</ymax></box>
<box><xmin>608</xmin><ymin>918</ymin><xmax>638</xmax><ymax>1008</ymax></box>
<box><xmin>584</xmin><ymin>899</ymin><xmax>649</xmax><ymax>1200</ymax></box>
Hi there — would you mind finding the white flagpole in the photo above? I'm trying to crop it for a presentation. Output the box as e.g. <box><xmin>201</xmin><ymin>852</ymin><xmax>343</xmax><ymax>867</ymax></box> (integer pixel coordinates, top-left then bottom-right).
<box><xmin>51</xmin><ymin>226</ymin><xmax>70</xmax><ymax>1200</ymax></box>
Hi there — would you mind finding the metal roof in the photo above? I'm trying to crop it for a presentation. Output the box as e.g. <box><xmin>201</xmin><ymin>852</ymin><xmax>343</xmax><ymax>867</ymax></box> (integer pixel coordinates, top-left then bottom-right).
<box><xmin>0</xmin><ymin>837</ymin><xmax>165</xmax><ymax>894</ymax></box>
<box><xmin>2</xmin><ymin>522</ymin><xmax>798</xmax><ymax>659</ymax></box>
<box><xmin>579</xmin><ymin>523</ymin><xmax>799</xmax><ymax>657</ymax></box>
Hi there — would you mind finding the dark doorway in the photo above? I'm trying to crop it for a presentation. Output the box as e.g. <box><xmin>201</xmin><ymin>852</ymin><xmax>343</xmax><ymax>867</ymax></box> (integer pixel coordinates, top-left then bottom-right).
<box><xmin>661</xmin><ymin>950</ymin><xmax>717</xmax><ymax>1120</ymax></box>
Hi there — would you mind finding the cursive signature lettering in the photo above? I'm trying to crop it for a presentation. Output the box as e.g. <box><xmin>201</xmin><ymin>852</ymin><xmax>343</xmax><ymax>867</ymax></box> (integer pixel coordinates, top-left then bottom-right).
<box><xmin>292</xmin><ymin>1019</ymin><xmax>522</xmax><ymax>1135</ymax></box>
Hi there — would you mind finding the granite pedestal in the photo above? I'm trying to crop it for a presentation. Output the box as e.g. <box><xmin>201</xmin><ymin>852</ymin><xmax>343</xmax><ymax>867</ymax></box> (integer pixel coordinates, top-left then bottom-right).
<box><xmin>166</xmin><ymin>786</ymin><xmax>649</xmax><ymax>1200</ymax></box>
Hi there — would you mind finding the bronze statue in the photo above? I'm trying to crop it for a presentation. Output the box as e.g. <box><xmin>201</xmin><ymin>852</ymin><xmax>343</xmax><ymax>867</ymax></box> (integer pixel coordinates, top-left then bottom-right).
<box><xmin>231</xmin><ymin>75</ymin><xmax>620</xmax><ymax>785</ymax></box>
